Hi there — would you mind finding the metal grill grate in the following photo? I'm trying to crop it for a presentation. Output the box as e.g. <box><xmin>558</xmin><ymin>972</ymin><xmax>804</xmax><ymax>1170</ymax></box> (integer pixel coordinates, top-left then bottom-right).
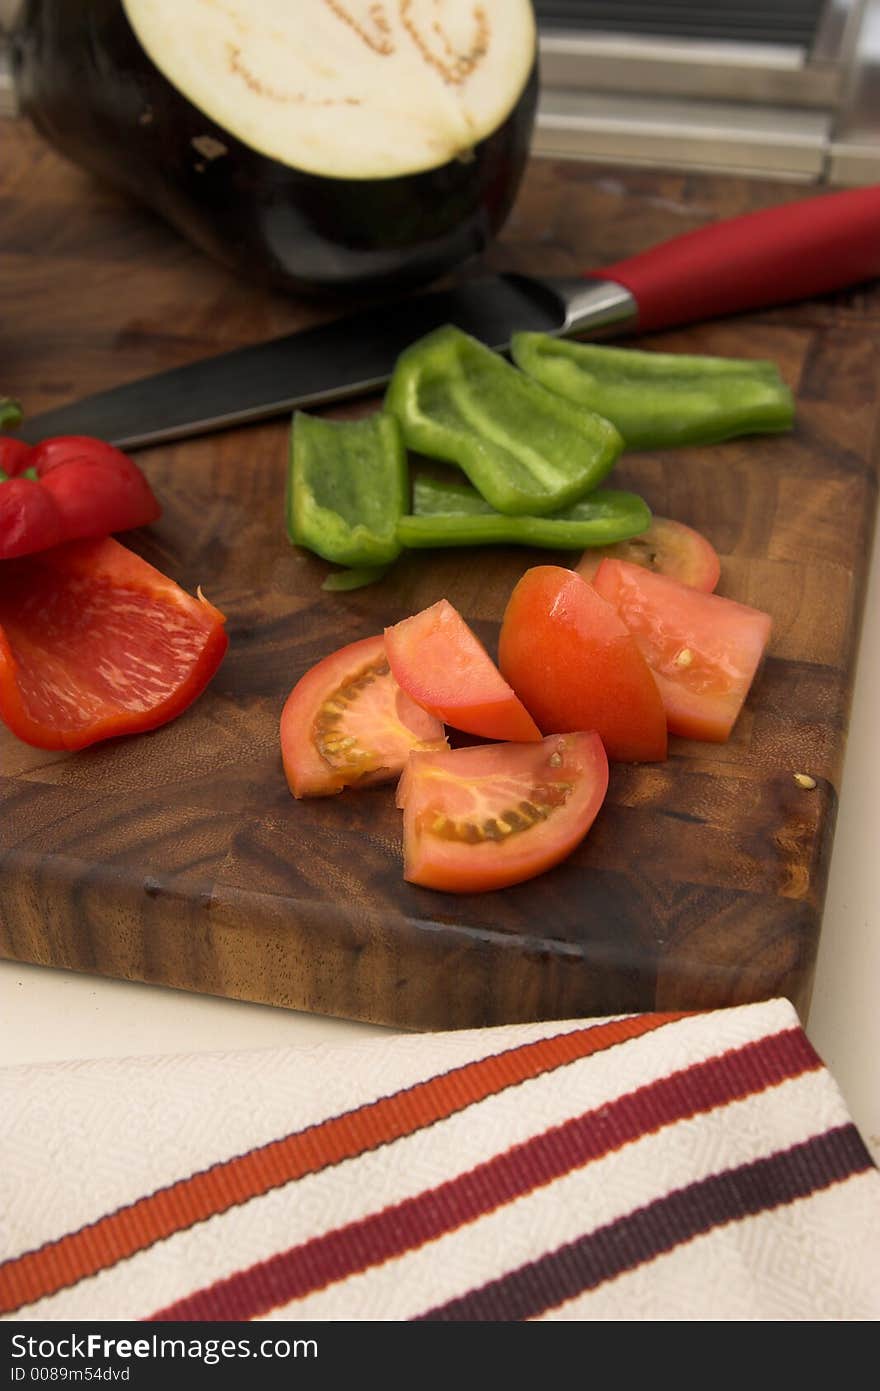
<box><xmin>533</xmin><ymin>1</ymin><xmax>828</xmax><ymax>47</ymax></box>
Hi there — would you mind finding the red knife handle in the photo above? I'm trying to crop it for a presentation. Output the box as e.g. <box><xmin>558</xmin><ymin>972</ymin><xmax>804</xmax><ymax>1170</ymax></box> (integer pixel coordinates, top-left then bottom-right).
<box><xmin>589</xmin><ymin>183</ymin><xmax>880</xmax><ymax>333</ymax></box>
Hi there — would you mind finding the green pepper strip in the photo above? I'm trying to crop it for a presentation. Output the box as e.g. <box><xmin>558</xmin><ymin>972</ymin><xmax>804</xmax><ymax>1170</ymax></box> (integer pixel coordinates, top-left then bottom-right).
<box><xmin>287</xmin><ymin>410</ymin><xmax>408</xmax><ymax>568</ymax></box>
<box><xmin>384</xmin><ymin>325</ymin><xmax>623</xmax><ymax>517</ymax></box>
<box><xmin>398</xmin><ymin>472</ymin><xmax>651</xmax><ymax>550</ymax></box>
<box><xmin>321</xmin><ymin>564</ymin><xmax>391</xmax><ymax>592</ymax></box>
<box><xmin>510</xmin><ymin>333</ymin><xmax>795</xmax><ymax>450</ymax></box>
<box><xmin>0</xmin><ymin>466</ymin><xmax>37</xmax><ymax>483</ymax></box>
<box><xmin>0</xmin><ymin>399</ymin><xmax>22</xmax><ymax>431</ymax></box>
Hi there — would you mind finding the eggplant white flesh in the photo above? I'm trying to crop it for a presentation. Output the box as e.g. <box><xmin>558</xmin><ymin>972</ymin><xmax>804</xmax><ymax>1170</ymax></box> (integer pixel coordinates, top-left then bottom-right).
<box><xmin>12</xmin><ymin>0</ymin><xmax>539</xmax><ymax>295</ymax></box>
<box><xmin>125</xmin><ymin>0</ymin><xmax>537</xmax><ymax>180</ymax></box>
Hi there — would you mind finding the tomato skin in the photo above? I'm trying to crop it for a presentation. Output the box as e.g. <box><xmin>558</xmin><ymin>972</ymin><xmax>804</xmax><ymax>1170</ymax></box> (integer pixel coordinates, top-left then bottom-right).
<box><xmin>281</xmin><ymin>634</ymin><xmax>447</xmax><ymax>799</ymax></box>
<box><xmin>384</xmin><ymin>598</ymin><xmax>541</xmax><ymax>743</ymax></box>
<box><xmin>591</xmin><ymin>557</ymin><xmax>772</xmax><ymax>742</ymax></box>
<box><xmin>0</xmin><ymin>538</ymin><xmax>228</xmax><ymax>751</ymax></box>
<box><xmin>576</xmin><ymin>516</ymin><xmax>721</xmax><ymax>592</ymax></box>
<box><xmin>398</xmin><ymin>731</ymin><xmax>609</xmax><ymax>894</ymax></box>
<box><xmin>498</xmin><ymin>566</ymin><xmax>668</xmax><ymax>763</ymax></box>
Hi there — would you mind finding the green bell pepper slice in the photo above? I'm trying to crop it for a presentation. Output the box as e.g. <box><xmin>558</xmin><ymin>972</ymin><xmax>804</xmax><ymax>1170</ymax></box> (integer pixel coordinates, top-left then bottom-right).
<box><xmin>287</xmin><ymin>410</ymin><xmax>407</xmax><ymax>568</ymax></box>
<box><xmin>398</xmin><ymin>472</ymin><xmax>651</xmax><ymax>550</ymax></box>
<box><xmin>384</xmin><ymin>325</ymin><xmax>623</xmax><ymax>516</ymax></box>
<box><xmin>1</xmin><ymin>398</ymin><xmax>22</xmax><ymax>431</ymax></box>
<box><xmin>510</xmin><ymin>333</ymin><xmax>795</xmax><ymax>449</ymax></box>
<box><xmin>321</xmin><ymin>564</ymin><xmax>391</xmax><ymax>592</ymax></box>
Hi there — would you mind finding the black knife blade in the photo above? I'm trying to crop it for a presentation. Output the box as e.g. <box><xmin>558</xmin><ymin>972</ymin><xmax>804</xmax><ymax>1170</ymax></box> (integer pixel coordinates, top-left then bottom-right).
<box><xmin>16</xmin><ymin>181</ymin><xmax>880</xmax><ymax>450</ymax></box>
<box><xmin>16</xmin><ymin>275</ymin><xmax>634</xmax><ymax>449</ymax></box>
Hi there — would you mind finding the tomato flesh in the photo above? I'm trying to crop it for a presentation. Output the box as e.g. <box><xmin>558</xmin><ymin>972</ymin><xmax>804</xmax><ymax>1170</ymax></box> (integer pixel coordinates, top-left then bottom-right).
<box><xmin>281</xmin><ymin>634</ymin><xmax>447</xmax><ymax>798</ymax></box>
<box><xmin>498</xmin><ymin>565</ymin><xmax>667</xmax><ymax>763</ymax></box>
<box><xmin>576</xmin><ymin>516</ymin><xmax>721</xmax><ymax>592</ymax></box>
<box><xmin>591</xmin><ymin>557</ymin><xmax>772</xmax><ymax>742</ymax></box>
<box><xmin>0</xmin><ymin>538</ymin><xmax>228</xmax><ymax>750</ymax></box>
<box><xmin>384</xmin><ymin>598</ymin><xmax>541</xmax><ymax>742</ymax></box>
<box><xmin>398</xmin><ymin>731</ymin><xmax>608</xmax><ymax>893</ymax></box>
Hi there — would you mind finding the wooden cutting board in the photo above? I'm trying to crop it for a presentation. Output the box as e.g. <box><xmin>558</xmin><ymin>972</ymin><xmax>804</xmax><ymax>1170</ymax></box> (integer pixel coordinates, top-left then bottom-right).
<box><xmin>2</xmin><ymin>122</ymin><xmax>879</xmax><ymax>1029</ymax></box>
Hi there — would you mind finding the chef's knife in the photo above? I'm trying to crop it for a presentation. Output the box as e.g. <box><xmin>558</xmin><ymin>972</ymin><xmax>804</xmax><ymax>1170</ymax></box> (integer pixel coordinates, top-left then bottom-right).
<box><xmin>17</xmin><ymin>182</ymin><xmax>880</xmax><ymax>450</ymax></box>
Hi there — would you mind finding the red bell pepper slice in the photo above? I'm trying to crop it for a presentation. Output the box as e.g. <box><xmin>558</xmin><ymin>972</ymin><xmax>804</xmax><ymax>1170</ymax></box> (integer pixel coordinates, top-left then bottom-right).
<box><xmin>0</xmin><ymin>537</ymin><xmax>228</xmax><ymax>750</ymax></box>
<box><xmin>0</xmin><ymin>436</ymin><xmax>32</xmax><ymax>478</ymax></box>
<box><xmin>0</xmin><ymin>477</ymin><xmax>66</xmax><ymax>558</ymax></box>
<box><xmin>0</xmin><ymin>435</ymin><xmax>161</xmax><ymax>559</ymax></box>
<box><xmin>29</xmin><ymin>434</ymin><xmax>144</xmax><ymax>475</ymax></box>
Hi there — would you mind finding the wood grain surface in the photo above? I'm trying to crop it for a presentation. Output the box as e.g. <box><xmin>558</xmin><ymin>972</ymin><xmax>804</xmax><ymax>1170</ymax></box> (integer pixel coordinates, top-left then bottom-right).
<box><xmin>1</xmin><ymin>119</ymin><xmax>878</xmax><ymax>1029</ymax></box>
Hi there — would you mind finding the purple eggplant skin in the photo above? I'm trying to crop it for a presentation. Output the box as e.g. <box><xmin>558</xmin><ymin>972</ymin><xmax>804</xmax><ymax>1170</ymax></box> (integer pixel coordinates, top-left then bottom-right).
<box><xmin>11</xmin><ymin>0</ymin><xmax>539</xmax><ymax>297</ymax></box>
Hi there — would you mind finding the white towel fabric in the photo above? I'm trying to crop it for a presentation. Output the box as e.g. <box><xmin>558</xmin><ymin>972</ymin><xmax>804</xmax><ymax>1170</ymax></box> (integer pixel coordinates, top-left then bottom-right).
<box><xmin>2</xmin><ymin>997</ymin><xmax>878</xmax><ymax>1322</ymax></box>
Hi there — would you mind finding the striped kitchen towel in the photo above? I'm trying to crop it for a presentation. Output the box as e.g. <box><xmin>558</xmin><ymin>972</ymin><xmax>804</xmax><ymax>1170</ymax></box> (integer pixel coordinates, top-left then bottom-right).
<box><xmin>1</xmin><ymin>998</ymin><xmax>878</xmax><ymax>1322</ymax></box>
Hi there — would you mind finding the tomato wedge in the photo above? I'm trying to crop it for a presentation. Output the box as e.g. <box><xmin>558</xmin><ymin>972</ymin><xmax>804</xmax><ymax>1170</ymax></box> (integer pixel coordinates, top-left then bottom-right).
<box><xmin>397</xmin><ymin>731</ymin><xmax>608</xmax><ymax>893</ymax></box>
<box><xmin>384</xmin><ymin>598</ymin><xmax>541</xmax><ymax>742</ymax></box>
<box><xmin>281</xmin><ymin>633</ymin><xmax>447</xmax><ymax>798</ymax></box>
<box><xmin>576</xmin><ymin>516</ymin><xmax>721</xmax><ymax>592</ymax></box>
<box><xmin>0</xmin><ymin>537</ymin><xmax>228</xmax><ymax>750</ymax></box>
<box><xmin>498</xmin><ymin>565</ymin><xmax>668</xmax><ymax>763</ymax></box>
<box><xmin>591</xmin><ymin>557</ymin><xmax>772</xmax><ymax>742</ymax></box>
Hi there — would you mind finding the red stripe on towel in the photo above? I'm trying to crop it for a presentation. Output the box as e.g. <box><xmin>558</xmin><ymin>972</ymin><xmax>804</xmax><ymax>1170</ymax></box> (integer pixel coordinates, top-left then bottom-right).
<box><xmin>418</xmin><ymin>1124</ymin><xmax>875</xmax><ymax>1320</ymax></box>
<box><xmin>1</xmin><ymin>1011</ymin><xmax>682</xmax><ymax>1314</ymax></box>
<box><xmin>149</xmin><ymin>1026</ymin><xmax>820</xmax><ymax>1322</ymax></box>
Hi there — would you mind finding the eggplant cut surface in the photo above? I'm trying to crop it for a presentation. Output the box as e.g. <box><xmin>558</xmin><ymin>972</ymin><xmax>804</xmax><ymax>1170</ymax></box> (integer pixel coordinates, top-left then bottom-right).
<box><xmin>12</xmin><ymin>0</ymin><xmax>538</xmax><ymax>294</ymax></box>
<box><xmin>125</xmin><ymin>0</ymin><xmax>537</xmax><ymax>179</ymax></box>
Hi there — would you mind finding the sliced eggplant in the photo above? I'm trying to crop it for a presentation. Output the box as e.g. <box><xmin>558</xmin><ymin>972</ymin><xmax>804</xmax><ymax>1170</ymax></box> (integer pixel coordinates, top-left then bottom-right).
<box><xmin>12</xmin><ymin>0</ymin><xmax>538</xmax><ymax>295</ymax></box>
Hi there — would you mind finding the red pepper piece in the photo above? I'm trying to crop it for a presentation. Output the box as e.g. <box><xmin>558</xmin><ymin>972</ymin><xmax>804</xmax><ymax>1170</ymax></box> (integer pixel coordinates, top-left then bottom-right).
<box><xmin>37</xmin><ymin>453</ymin><xmax>161</xmax><ymax>543</ymax></box>
<box><xmin>29</xmin><ymin>435</ymin><xmax>131</xmax><ymax>475</ymax></box>
<box><xmin>0</xmin><ymin>477</ymin><xmax>65</xmax><ymax>558</ymax></box>
<box><xmin>0</xmin><ymin>537</ymin><xmax>228</xmax><ymax>750</ymax></box>
<box><xmin>0</xmin><ymin>435</ymin><xmax>161</xmax><ymax>559</ymax></box>
<box><xmin>0</xmin><ymin>437</ymin><xmax>34</xmax><ymax>478</ymax></box>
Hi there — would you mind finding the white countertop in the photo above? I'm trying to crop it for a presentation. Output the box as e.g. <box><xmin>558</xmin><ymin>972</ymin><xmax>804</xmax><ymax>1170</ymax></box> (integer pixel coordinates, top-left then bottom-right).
<box><xmin>2</xmin><ymin>528</ymin><xmax>879</xmax><ymax>1168</ymax></box>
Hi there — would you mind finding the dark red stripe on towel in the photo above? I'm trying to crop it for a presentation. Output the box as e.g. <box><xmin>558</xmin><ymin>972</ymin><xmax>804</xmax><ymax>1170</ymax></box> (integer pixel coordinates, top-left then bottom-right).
<box><xmin>417</xmin><ymin>1123</ymin><xmax>874</xmax><ymax>1320</ymax></box>
<box><xmin>149</xmin><ymin>1026</ymin><xmax>819</xmax><ymax>1322</ymax></box>
<box><xmin>1</xmin><ymin>1011</ymin><xmax>682</xmax><ymax>1314</ymax></box>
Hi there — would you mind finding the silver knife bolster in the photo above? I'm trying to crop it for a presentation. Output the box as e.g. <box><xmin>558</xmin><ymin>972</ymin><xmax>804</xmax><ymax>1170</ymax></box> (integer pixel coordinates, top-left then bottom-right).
<box><xmin>550</xmin><ymin>277</ymin><xmax>638</xmax><ymax>338</ymax></box>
